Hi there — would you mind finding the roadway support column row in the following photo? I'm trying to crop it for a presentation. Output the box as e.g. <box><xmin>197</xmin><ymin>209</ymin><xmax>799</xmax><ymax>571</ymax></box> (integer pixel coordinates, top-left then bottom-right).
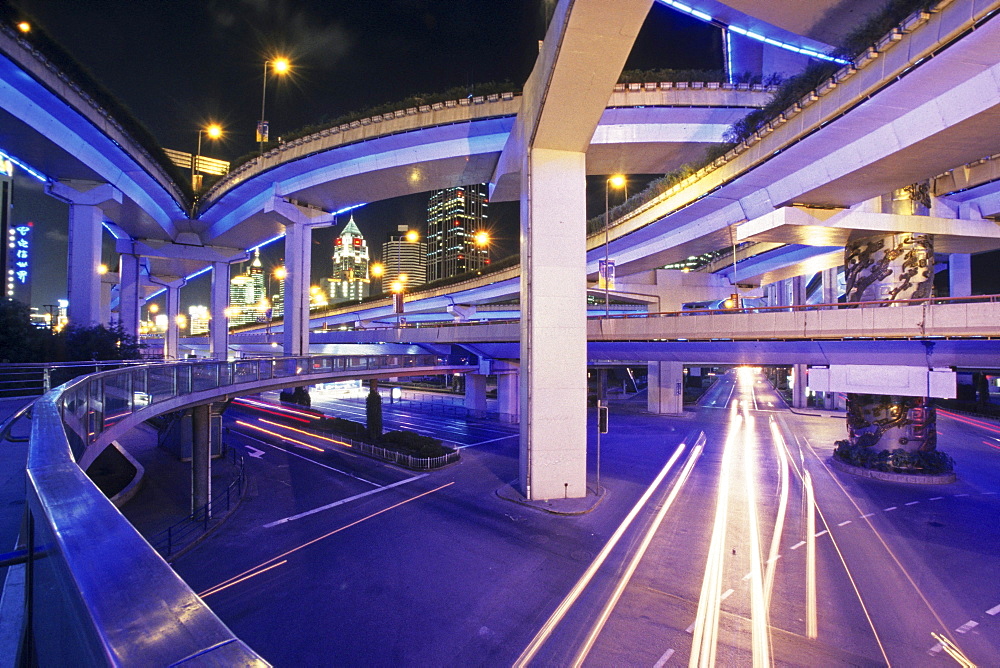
<box><xmin>191</xmin><ymin>403</ymin><xmax>212</xmax><ymax>517</ymax></box>
<box><xmin>210</xmin><ymin>261</ymin><xmax>230</xmax><ymax>360</ymax></box>
<box><xmin>647</xmin><ymin>361</ymin><xmax>683</xmax><ymax>415</ymax></box>
<box><xmin>519</xmin><ymin>148</ymin><xmax>588</xmax><ymax>500</ymax></box>
<box><xmin>464</xmin><ymin>374</ymin><xmax>487</xmax><ymax>418</ymax></box>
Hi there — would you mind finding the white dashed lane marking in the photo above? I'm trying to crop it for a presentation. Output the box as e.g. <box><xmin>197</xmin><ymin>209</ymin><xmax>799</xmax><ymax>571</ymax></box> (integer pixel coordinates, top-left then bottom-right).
<box><xmin>883</xmin><ymin>506</ymin><xmax>898</xmax><ymax>512</ymax></box>
<box><xmin>987</xmin><ymin>604</ymin><xmax>1000</xmax><ymax>616</ymax></box>
<box><xmin>905</xmin><ymin>501</ymin><xmax>920</xmax><ymax>506</ymax></box>
<box><xmin>956</xmin><ymin>620</ymin><xmax>978</xmax><ymax>634</ymax></box>
<box><xmin>790</xmin><ymin>540</ymin><xmax>805</xmax><ymax>550</ymax></box>
<box><xmin>837</xmin><ymin>520</ymin><xmax>851</xmax><ymax>526</ymax></box>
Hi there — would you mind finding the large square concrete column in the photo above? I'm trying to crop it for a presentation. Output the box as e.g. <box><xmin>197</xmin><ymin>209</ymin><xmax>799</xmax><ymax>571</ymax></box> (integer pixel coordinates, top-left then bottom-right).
<box><xmin>209</xmin><ymin>261</ymin><xmax>230</xmax><ymax>360</ymax></box>
<box><xmin>949</xmin><ymin>254</ymin><xmax>972</xmax><ymax>297</ymax></box>
<box><xmin>520</xmin><ymin>148</ymin><xmax>588</xmax><ymax>500</ymax></box>
<box><xmin>283</xmin><ymin>222</ymin><xmax>312</xmax><ymax>356</ymax></box>
<box><xmin>47</xmin><ymin>182</ymin><xmax>121</xmax><ymax>327</ymax></box>
<box><xmin>464</xmin><ymin>373</ymin><xmax>487</xmax><ymax>418</ymax></box>
<box><xmin>648</xmin><ymin>361</ymin><xmax>684</xmax><ymax>415</ymax></box>
<box><xmin>163</xmin><ymin>280</ymin><xmax>184</xmax><ymax>359</ymax></box>
<box><xmin>792</xmin><ymin>364</ymin><xmax>808</xmax><ymax>408</ymax></box>
<box><xmin>497</xmin><ymin>370</ymin><xmax>520</xmax><ymax>424</ymax></box>
<box><xmin>117</xmin><ymin>253</ymin><xmax>142</xmax><ymax>339</ymax></box>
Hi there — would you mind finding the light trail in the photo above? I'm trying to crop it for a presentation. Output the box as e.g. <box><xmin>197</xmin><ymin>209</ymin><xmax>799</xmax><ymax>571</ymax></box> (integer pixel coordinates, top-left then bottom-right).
<box><xmin>257</xmin><ymin>417</ymin><xmax>354</xmax><ymax>448</ymax></box>
<box><xmin>198</xmin><ymin>560</ymin><xmax>288</xmax><ymax>598</ymax></box>
<box><xmin>741</xmin><ymin>400</ymin><xmax>770</xmax><ymax>666</ymax></box>
<box><xmin>938</xmin><ymin>408</ymin><xmax>1000</xmax><ymax>434</ymax></box>
<box><xmin>234</xmin><ymin>420</ymin><xmax>323</xmax><ymax>451</ymax></box>
<box><xmin>764</xmin><ymin>417</ymin><xmax>791</xmax><ymax>612</ymax></box>
<box><xmin>514</xmin><ymin>439</ymin><xmax>692</xmax><ymax>668</ymax></box>
<box><xmin>570</xmin><ymin>436</ymin><xmax>705</xmax><ymax>667</ymax></box>
<box><xmin>199</xmin><ymin>482</ymin><xmax>452</xmax><ymax>598</ymax></box>
<box><xmin>690</xmin><ymin>404</ymin><xmax>739</xmax><ymax>668</ymax></box>
<box><xmin>803</xmin><ymin>471</ymin><xmax>818</xmax><ymax>639</ymax></box>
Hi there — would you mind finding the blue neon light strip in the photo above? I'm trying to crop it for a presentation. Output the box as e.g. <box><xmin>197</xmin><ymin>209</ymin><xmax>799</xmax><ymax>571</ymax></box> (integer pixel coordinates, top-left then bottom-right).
<box><xmin>246</xmin><ymin>202</ymin><xmax>367</xmax><ymax>253</ymax></box>
<box><xmin>0</xmin><ymin>149</ymin><xmax>48</xmax><ymax>183</ymax></box>
<box><xmin>657</xmin><ymin>0</ymin><xmax>850</xmax><ymax>65</ymax></box>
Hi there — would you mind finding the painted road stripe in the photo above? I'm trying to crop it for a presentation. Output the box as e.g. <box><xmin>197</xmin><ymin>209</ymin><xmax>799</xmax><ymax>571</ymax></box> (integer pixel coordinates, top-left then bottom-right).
<box><xmin>685</xmin><ymin>622</ymin><xmax>695</xmax><ymax>634</ymax></box>
<box><xmin>930</xmin><ymin>496</ymin><xmax>944</xmax><ymax>501</ymax></box>
<box><xmin>263</xmin><ymin>474</ymin><xmax>428</xmax><ymax>528</ymax></box>
<box><xmin>928</xmin><ymin>642</ymin><xmax>943</xmax><ymax>655</ymax></box>
<box><xmin>956</xmin><ymin>620</ymin><xmax>978</xmax><ymax>634</ymax></box>
<box><xmin>653</xmin><ymin>648</ymin><xmax>675</xmax><ymax>668</ymax></box>
<box><xmin>954</xmin><ymin>493</ymin><xmax>969</xmax><ymax>497</ymax></box>
<box><xmin>861</xmin><ymin>513</ymin><xmax>875</xmax><ymax>518</ymax></box>
<box><xmin>457</xmin><ymin>434</ymin><xmax>519</xmax><ymax>449</ymax></box>
<box><xmin>814</xmin><ymin>530</ymin><xmax>828</xmax><ymax>537</ymax></box>
<box><xmin>838</xmin><ymin>520</ymin><xmax>852</xmax><ymax>526</ymax></box>
<box><xmin>884</xmin><ymin>506</ymin><xmax>898</xmax><ymax>512</ymax></box>
<box><xmin>236</xmin><ymin>433</ymin><xmax>379</xmax><ymax>486</ymax></box>
<box><xmin>790</xmin><ymin>541</ymin><xmax>805</xmax><ymax>550</ymax></box>
<box><xmin>720</xmin><ymin>589</ymin><xmax>734</xmax><ymax>601</ymax></box>
<box><xmin>905</xmin><ymin>501</ymin><xmax>920</xmax><ymax>506</ymax></box>
<box><xmin>986</xmin><ymin>604</ymin><xmax>1000</xmax><ymax>616</ymax></box>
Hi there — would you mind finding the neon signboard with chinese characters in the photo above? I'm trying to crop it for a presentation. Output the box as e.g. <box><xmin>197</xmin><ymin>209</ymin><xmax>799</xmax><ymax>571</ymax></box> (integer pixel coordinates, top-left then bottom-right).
<box><xmin>7</xmin><ymin>221</ymin><xmax>31</xmax><ymax>298</ymax></box>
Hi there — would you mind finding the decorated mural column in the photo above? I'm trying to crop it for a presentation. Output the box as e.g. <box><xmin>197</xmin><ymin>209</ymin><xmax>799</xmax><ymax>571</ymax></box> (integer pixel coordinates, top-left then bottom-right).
<box><xmin>838</xmin><ymin>184</ymin><xmax>940</xmax><ymax>466</ymax></box>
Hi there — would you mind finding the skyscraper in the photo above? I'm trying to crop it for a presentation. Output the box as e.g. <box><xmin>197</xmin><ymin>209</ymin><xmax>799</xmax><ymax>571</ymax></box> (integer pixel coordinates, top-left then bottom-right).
<box><xmin>328</xmin><ymin>215</ymin><xmax>370</xmax><ymax>304</ymax></box>
<box><xmin>382</xmin><ymin>227</ymin><xmax>427</xmax><ymax>291</ymax></box>
<box><xmin>426</xmin><ymin>184</ymin><xmax>489</xmax><ymax>281</ymax></box>
<box><xmin>228</xmin><ymin>249</ymin><xmax>266</xmax><ymax>326</ymax></box>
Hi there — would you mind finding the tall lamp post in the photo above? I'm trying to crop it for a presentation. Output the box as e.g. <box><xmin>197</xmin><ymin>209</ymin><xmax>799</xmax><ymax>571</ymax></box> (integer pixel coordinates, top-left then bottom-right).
<box><xmin>603</xmin><ymin>174</ymin><xmax>626</xmax><ymax>317</ymax></box>
<box><xmin>192</xmin><ymin>123</ymin><xmax>223</xmax><ymax>192</ymax></box>
<box><xmin>259</xmin><ymin>57</ymin><xmax>291</xmax><ymax>155</ymax></box>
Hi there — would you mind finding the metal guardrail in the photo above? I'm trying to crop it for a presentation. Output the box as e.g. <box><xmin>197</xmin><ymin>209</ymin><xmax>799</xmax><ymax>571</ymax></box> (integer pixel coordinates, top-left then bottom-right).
<box><xmin>327</xmin><ymin>294</ymin><xmax>1000</xmax><ymax>333</ymax></box>
<box><xmin>149</xmin><ymin>449</ymin><xmax>247</xmax><ymax>558</ymax></box>
<box><xmin>17</xmin><ymin>353</ymin><xmax>448</xmax><ymax>665</ymax></box>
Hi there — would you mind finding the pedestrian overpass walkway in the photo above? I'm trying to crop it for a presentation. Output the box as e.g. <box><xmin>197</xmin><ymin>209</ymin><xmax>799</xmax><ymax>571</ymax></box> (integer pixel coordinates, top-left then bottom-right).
<box><xmin>5</xmin><ymin>353</ymin><xmax>472</xmax><ymax>665</ymax></box>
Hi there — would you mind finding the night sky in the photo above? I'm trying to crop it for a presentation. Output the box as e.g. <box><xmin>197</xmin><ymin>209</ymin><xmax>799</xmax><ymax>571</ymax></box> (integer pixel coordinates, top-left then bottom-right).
<box><xmin>8</xmin><ymin>0</ymin><xmax>721</xmax><ymax>309</ymax></box>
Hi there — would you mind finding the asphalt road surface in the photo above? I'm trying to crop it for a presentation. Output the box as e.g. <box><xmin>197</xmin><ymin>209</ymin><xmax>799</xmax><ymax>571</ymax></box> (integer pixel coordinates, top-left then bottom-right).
<box><xmin>170</xmin><ymin>373</ymin><xmax>1000</xmax><ymax>666</ymax></box>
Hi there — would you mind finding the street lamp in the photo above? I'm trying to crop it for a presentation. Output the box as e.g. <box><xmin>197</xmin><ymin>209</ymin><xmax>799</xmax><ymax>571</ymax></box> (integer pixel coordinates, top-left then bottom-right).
<box><xmin>259</xmin><ymin>57</ymin><xmax>291</xmax><ymax>155</ymax></box>
<box><xmin>192</xmin><ymin>123</ymin><xmax>223</xmax><ymax>191</ymax></box>
<box><xmin>390</xmin><ymin>279</ymin><xmax>405</xmax><ymax>326</ymax></box>
<box><xmin>604</xmin><ymin>174</ymin><xmax>626</xmax><ymax>317</ymax></box>
<box><xmin>474</xmin><ymin>230</ymin><xmax>490</xmax><ymax>270</ymax></box>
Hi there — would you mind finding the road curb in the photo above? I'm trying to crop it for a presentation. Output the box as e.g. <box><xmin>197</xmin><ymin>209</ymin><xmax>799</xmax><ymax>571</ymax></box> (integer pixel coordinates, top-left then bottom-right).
<box><xmin>495</xmin><ymin>482</ymin><xmax>607</xmax><ymax>516</ymax></box>
<box><xmin>829</xmin><ymin>456</ymin><xmax>957</xmax><ymax>485</ymax></box>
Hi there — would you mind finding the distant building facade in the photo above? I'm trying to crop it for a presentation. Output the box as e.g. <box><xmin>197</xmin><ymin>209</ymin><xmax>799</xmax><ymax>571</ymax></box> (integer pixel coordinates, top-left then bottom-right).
<box><xmin>382</xmin><ymin>233</ymin><xmax>427</xmax><ymax>291</ymax></box>
<box><xmin>328</xmin><ymin>215</ymin><xmax>370</xmax><ymax>304</ymax></box>
<box><xmin>426</xmin><ymin>184</ymin><xmax>489</xmax><ymax>281</ymax></box>
<box><xmin>229</xmin><ymin>249</ymin><xmax>266</xmax><ymax>326</ymax></box>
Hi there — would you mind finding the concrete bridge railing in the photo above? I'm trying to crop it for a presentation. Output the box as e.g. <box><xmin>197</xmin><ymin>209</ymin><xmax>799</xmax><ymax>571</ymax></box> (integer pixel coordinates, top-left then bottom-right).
<box><xmin>15</xmin><ymin>353</ymin><xmax>463</xmax><ymax>665</ymax></box>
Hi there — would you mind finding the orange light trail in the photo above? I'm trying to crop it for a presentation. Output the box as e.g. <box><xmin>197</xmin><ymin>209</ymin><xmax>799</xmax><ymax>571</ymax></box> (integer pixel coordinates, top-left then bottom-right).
<box><xmin>199</xmin><ymin>560</ymin><xmax>288</xmax><ymax>598</ymax></box>
<box><xmin>938</xmin><ymin>409</ymin><xmax>1000</xmax><ymax>435</ymax></box>
<box><xmin>982</xmin><ymin>440</ymin><xmax>1000</xmax><ymax>452</ymax></box>
<box><xmin>257</xmin><ymin>418</ymin><xmax>352</xmax><ymax>448</ymax></box>
<box><xmin>233</xmin><ymin>397</ymin><xmax>320</xmax><ymax>421</ymax></box>
<box><xmin>234</xmin><ymin>420</ymin><xmax>323</xmax><ymax>451</ymax></box>
<box><xmin>199</xmin><ymin>482</ymin><xmax>453</xmax><ymax>598</ymax></box>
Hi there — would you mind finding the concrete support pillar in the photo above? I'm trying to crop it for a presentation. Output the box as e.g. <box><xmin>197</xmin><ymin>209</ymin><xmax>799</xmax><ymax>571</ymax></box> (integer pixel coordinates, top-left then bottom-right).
<box><xmin>117</xmin><ymin>253</ymin><xmax>142</xmax><ymax>340</ymax></box>
<box><xmin>283</xmin><ymin>222</ymin><xmax>313</xmax><ymax>357</ymax></box>
<box><xmin>464</xmin><ymin>373</ymin><xmax>487</xmax><ymax>417</ymax></box>
<box><xmin>949</xmin><ymin>253</ymin><xmax>972</xmax><ymax>298</ymax></box>
<box><xmin>497</xmin><ymin>371</ymin><xmax>520</xmax><ymax>424</ymax></box>
<box><xmin>67</xmin><ymin>203</ymin><xmax>104</xmax><ymax>327</ymax></box>
<box><xmin>47</xmin><ymin>181</ymin><xmax>122</xmax><ymax>328</ymax></box>
<box><xmin>164</xmin><ymin>281</ymin><xmax>182</xmax><ymax>359</ymax></box>
<box><xmin>519</xmin><ymin>148</ymin><xmax>588</xmax><ymax>500</ymax></box>
<box><xmin>821</xmin><ymin>267</ymin><xmax>839</xmax><ymax>306</ymax></box>
<box><xmin>790</xmin><ymin>275</ymin><xmax>805</xmax><ymax>306</ymax></box>
<box><xmin>647</xmin><ymin>361</ymin><xmax>684</xmax><ymax>415</ymax></box>
<box><xmin>792</xmin><ymin>364</ymin><xmax>808</xmax><ymax>409</ymax></box>
<box><xmin>209</xmin><ymin>261</ymin><xmax>230</xmax><ymax>360</ymax></box>
<box><xmin>191</xmin><ymin>403</ymin><xmax>212</xmax><ymax>517</ymax></box>
<box><xmin>842</xmin><ymin>185</ymin><xmax>938</xmax><ymax>456</ymax></box>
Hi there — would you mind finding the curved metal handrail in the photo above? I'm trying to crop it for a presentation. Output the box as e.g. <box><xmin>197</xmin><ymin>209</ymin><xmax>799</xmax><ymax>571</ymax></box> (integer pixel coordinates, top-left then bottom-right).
<box><xmin>19</xmin><ymin>353</ymin><xmax>461</xmax><ymax>664</ymax></box>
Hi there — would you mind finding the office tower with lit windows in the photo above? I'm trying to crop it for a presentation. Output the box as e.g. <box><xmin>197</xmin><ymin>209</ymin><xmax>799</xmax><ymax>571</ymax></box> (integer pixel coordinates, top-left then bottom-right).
<box><xmin>188</xmin><ymin>305</ymin><xmax>210</xmax><ymax>335</ymax></box>
<box><xmin>382</xmin><ymin>230</ymin><xmax>427</xmax><ymax>291</ymax></box>
<box><xmin>425</xmin><ymin>184</ymin><xmax>489</xmax><ymax>281</ymax></box>
<box><xmin>229</xmin><ymin>249</ymin><xmax>266</xmax><ymax>325</ymax></box>
<box><xmin>328</xmin><ymin>215</ymin><xmax>371</xmax><ymax>304</ymax></box>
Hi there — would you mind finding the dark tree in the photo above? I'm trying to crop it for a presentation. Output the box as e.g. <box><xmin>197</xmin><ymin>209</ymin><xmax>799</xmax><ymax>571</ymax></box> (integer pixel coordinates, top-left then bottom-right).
<box><xmin>58</xmin><ymin>323</ymin><xmax>143</xmax><ymax>361</ymax></box>
<box><xmin>0</xmin><ymin>299</ymin><xmax>48</xmax><ymax>362</ymax></box>
<box><xmin>366</xmin><ymin>386</ymin><xmax>383</xmax><ymax>441</ymax></box>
